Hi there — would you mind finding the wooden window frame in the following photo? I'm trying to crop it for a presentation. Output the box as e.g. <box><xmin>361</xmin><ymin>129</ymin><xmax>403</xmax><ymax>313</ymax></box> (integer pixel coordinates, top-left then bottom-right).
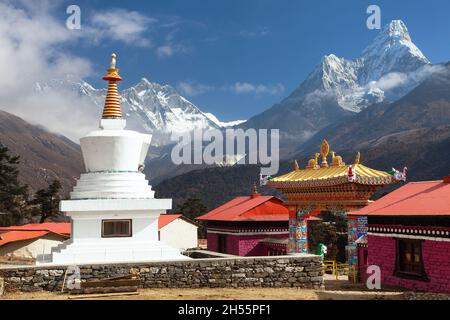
<box><xmin>394</xmin><ymin>238</ymin><xmax>429</xmax><ymax>282</ymax></box>
<box><xmin>101</xmin><ymin>219</ymin><xmax>132</xmax><ymax>238</ymax></box>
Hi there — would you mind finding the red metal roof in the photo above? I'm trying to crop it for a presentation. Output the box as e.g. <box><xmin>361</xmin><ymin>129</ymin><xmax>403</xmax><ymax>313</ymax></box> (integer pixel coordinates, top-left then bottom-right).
<box><xmin>0</xmin><ymin>222</ymin><xmax>71</xmax><ymax>236</ymax></box>
<box><xmin>0</xmin><ymin>230</ymin><xmax>63</xmax><ymax>247</ymax></box>
<box><xmin>348</xmin><ymin>180</ymin><xmax>450</xmax><ymax>216</ymax></box>
<box><xmin>196</xmin><ymin>194</ymin><xmax>289</xmax><ymax>222</ymax></box>
<box><xmin>158</xmin><ymin>214</ymin><xmax>182</xmax><ymax>229</ymax></box>
<box><xmin>0</xmin><ymin>215</ymin><xmax>195</xmax><ymax>247</ymax></box>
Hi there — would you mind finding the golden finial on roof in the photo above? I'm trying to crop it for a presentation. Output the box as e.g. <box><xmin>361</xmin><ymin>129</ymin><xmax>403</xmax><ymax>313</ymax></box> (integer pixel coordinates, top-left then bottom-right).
<box><xmin>354</xmin><ymin>151</ymin><xmax>361</xmax><ymax>165</ymax></box>
<box><xmin>320</xmin><ymin>139</ymin><xmax>329</xmax><ymax>167</ymax></box>
<box><xmin>330</xmin><ymin>151</ymin><xmax>345</xmax><ymax>166</ymax></box>
<box><xmin>253</xmin><ymin>183</ymin><xmax>258</xmax><ymax>194</ymax></box>
<box><xmin>101</xmin><ymin>53</ymin><xmax>123</xmax><ymax>119</ymax></box>
<box><xmin>306</xmin><ymin>153</ymin><xmax>319</xmax><ymax>169</ymax></box>
<box><xmin>294</xmin><ymin>160</ymin><xmax>300</xmax><ymax>171</ymax></box>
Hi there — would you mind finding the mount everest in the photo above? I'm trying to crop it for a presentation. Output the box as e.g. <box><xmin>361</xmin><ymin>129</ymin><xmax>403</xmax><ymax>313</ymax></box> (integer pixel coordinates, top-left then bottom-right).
<box><xmin>35</xmin><ymin>76</ymin><xmax>245</xmax><ymax>147</ymax></box>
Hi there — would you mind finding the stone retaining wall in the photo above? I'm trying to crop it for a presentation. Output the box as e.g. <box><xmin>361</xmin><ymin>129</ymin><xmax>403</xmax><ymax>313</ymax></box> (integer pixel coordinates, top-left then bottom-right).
<box><xmin>0</xmin><ymin>254</ymin><xmax>324</xmax><ymax>293</ymax></box>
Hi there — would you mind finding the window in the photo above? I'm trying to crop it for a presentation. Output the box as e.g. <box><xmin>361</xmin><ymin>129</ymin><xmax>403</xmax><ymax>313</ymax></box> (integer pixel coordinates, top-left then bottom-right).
<box><xmin>268</xmin><ymin>248</ymin><xmax>285</xmax><ymax>256</ymax></box>
<box><xmin>395</xmin><ymin>239</ymin><xmax>428</xmax><ymax>281</ymax></box>
<box><xmin>217</xmin><ymin>234</ymin><xmax>227</xmax><ymax>253</ymax></box>
<box><xmin>102</xmin><ymin>219</ymin><xmax>132</xmax><ymax>238</ymax></box>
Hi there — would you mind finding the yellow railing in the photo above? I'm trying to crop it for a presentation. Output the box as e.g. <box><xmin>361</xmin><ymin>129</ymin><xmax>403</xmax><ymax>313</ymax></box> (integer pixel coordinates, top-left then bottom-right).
<box><xmin>323</xmin><ymin>260</ymin><xmax>359</xmax><ymax>283</ymax></box>
<box><xmin>323</xmin><ymin>260</ymin><xmax>336</xmax><ymax>275</ymax></box>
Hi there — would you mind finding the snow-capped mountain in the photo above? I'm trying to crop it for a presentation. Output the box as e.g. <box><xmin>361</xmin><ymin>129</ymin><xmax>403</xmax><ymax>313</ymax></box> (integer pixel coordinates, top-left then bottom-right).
<box><xmin>35</xmin><ymin>76</ymin><xmax>243</xmax><ymax>146</ymax></box>
<box><xmin>242</xmin><ymin>20</ymin><xmax>433</xmax><ymax>150</ymax></box>
<box><xmin>314</xmin><ymin>20</ymin><xmax>430</xmax><ymax>113</ymax></box>
<box><xmin>203</xmin><ymin>112</ymin><xmax>246</xmax><ymax>128</ymax></box>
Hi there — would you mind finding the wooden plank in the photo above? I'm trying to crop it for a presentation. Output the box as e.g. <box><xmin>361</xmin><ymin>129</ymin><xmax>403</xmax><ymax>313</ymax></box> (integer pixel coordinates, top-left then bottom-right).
<box><xmin>68</xmin><ymin>292</ymin><xmax>139</xmax><ymax>300</ymax></box>
<box><xmin>81</xmin><ymin>279</ymin><xmax>140</xmax><ymax>289</ymax></box>
<box><xmin>81</xmin><ymin>286</ymin><xmax>138</xmax><ymax>295</ymax></box>
<box><xmin>103</xmin><ymin>274</ymin><xmax>135</xmax><ymax>281</ymax></box>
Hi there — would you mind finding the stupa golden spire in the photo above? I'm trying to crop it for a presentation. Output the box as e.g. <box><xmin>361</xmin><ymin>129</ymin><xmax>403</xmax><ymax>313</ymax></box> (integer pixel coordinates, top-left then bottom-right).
<box><xmin>101</xmin><ymin>53</ymin><xmax>123</xmax><ymax>119</ymax></box>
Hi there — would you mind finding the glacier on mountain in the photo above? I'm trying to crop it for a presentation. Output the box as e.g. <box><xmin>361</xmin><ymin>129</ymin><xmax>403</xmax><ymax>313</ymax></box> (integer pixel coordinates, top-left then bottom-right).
<box><xmin>306</xmin><ymin>20</ymin><xmax>431</xmax><ymax>113</ymax></box>
<box><xmin>35</xmin><ymin>76</ymin><xmax>244</xmax><ymax>146</ymax></box>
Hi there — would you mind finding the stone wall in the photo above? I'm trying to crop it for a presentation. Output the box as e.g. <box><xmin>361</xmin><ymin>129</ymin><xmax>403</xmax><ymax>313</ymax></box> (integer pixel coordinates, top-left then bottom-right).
<box><xmin>0</xmin><ymin>254</ymin><xmax>324</xmax><ymax>293</ymax></box>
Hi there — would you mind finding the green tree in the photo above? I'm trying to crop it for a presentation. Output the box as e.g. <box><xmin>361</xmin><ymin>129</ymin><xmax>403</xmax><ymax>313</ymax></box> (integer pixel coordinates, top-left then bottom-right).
<box><xmin>31</xmin><ymin>180</ymin><xmax>62</xmax><ymax>223</ymax></box>
<box><xmin>177</xmin><ymin>198</ymin><xmax>208</xmax><ymax>238</ymax></box>
<box><xmin>177</xmin><ymin>198</ymin><xmax>207</xmax><ymax>220</ymax></box>
<box><xmin>0</xmin><ymin>145</ymin><xmax>30</xmax><ymax>226</ymax></box>
<box><xmin>308</xmin><ymin>221</ymin><xmax>339</xmax><ymax>260</ymax></box>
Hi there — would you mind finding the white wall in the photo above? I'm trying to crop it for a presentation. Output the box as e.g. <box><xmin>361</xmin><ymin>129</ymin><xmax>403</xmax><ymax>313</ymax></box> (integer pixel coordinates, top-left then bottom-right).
<box><xmin>0</xmin><ymin>234</ymin><xmax>66</xmax><ymax>259</ymax></box>
<box><xmin>159</xmin><ymin>218</ymin><xmax>198</xmax><ymax>250</ymax></box>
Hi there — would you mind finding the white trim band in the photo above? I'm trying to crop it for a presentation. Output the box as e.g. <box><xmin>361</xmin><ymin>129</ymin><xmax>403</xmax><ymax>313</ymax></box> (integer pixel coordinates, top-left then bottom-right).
<box><xmin>368</xmin><ymin>232</ymin><xmax>450</xmax><ymax>242</ymax></box>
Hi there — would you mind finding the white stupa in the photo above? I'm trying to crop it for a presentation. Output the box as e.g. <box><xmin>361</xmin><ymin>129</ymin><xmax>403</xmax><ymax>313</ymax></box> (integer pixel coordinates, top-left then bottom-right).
<box><xmin>37</xmin><ymin>54</ymin><xmax>188</xmax><ymax>265</ymax></box>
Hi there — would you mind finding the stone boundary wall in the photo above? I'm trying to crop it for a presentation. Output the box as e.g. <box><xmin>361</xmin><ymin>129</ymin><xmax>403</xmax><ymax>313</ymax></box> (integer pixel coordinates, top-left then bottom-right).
<box><xmin>0</xmin><ymin>255</ymin><xmax>324</xmax><ymax>293</ymax></box>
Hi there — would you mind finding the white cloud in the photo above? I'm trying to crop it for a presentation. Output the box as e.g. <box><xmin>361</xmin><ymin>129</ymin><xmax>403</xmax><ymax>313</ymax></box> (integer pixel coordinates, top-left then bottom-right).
<box><xmin>89</xmin><ymin>9</ymin><xmax>155</xmax><ymax>47</ymax></box>
<box><xmin>156</xmin><ymin>29</ymin><xmax>190</xmax><ymax>58</ymax></box>
<box><xmin>156</xmin><ymin>43</ymin><xmax>190</xmax><ymax>58</ymax></box>
<box><xmin>225</xmin><ymin>82</ymin><xmax>285</xmax><ymax>95</ymax></box>
<box><xmin>0</xmin><ymin>1</ymin><xmax>94</xmax><ymax>141</ymax></box>
<box><xmin>176</xmin><ymin>81</ymin><xmax>285</xmax><ymax>97</ymax></box>
<box><xmin>367</xmin><ymin>65</ymin><xmax>445</xmax><ymax>92</ymax></box>
<box><xmin>177</xmin><ymin>81</ymin><xmax>214</xmax><ymax>97</ymax></box>
<box><xmin>303</xmin><ymin>89</ymin><xmax>337</xmax><ymax>105</ymax></box>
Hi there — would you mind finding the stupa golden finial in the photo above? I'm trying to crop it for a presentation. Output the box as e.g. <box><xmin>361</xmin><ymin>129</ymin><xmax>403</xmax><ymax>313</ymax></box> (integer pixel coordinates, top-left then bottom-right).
<box><xmin>101</xmin><ymin>53</ymin><xmax>123</xmax><ymax>119</ymax></box>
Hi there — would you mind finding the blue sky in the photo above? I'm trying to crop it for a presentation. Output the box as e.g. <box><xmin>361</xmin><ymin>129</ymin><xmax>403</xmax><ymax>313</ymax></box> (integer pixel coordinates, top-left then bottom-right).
<box><xmin>21</xmin><ymin>1</ymin><xmax>450</xmax><ymax>122</ymax></box>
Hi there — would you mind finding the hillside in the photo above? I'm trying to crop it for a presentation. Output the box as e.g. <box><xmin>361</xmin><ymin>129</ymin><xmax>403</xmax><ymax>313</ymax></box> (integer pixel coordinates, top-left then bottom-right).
<box><xmin>154</xmin><ymin>165</ymin><xmax>285</xmax><ymax>212</ymax></box>
<box><xmin>0</xmin><ymin>110</ymin><xmax>83</xmax><ymax>195</ymax></box>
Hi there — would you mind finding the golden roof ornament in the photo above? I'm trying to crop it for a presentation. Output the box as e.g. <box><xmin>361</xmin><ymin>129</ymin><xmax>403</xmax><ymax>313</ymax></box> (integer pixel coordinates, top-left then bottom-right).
<box><xmin>294</xmin><ymin>160</ymin><xmax>300</xmax><ymax>171</ymax></box>
<box><xmin>330</xmin><ymin>151</ymin><xmax>345</xmax><ymax>166</ymax></box>
<box><xmin>101</xmin><ymin>53</ymin><xmax>123</xmax><ymax>119</ymax></box>
<box><xmin>306</xmin><ymin>153</ymin><xmax>319</xmax><ymax>169</ymax></box>
<box><xmin>354</xmin><ymin>151</ymin><xmax>361</xmax><ymax>165</ymax></box>
<box><xmin>253</xmin><ymin>183</ymin><xmax>258</xmax><ymax>194</ymax></box>
<box><xmin>320</xmin><ymin>139</ymin><xmax>329</xmax><ymax>167</ymax></box>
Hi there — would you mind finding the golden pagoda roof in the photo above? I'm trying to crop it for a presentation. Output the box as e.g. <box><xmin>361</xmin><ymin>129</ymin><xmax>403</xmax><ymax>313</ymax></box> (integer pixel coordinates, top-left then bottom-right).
<box><xmin>268</xmin><ymin>163</ymin><xmax>395</xmax><ymax>188</ymax></box>
<box><xmin>268</xmin><ymin>140</ymin><xmax>396</xmax><ymax>188</ymax></box>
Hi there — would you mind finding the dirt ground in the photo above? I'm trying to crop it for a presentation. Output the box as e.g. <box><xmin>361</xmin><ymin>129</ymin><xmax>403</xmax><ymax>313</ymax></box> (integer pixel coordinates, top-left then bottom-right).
<box><xmin>0</xmin><ymin>275</ymin><xmax>406</xmax><ymax>300</ymax></box>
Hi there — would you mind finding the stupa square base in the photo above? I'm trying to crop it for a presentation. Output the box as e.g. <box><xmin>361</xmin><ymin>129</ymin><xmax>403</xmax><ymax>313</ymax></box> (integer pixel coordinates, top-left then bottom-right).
<box><xmin>37</xmin><ymin>239</ymin><xmax>189</xmax><ymax>265</ymax></box>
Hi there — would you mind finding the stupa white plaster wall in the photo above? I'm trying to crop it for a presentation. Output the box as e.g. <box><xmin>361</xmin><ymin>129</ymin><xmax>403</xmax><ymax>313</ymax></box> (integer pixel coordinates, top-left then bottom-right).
<box><xmin>37</xmin><ymin>112</ymin><xmax>189</xmax><ymax>265</ymax></box>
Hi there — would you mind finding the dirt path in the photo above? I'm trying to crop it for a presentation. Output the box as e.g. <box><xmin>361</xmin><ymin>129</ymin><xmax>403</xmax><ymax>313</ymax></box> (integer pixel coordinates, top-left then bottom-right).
<box><xmin>0</xmin><ymin>274</ymin><xmax>407</xmax><ymax>300</ymax></box>
<box><xmin>1</xmin><ymin>287</ymin><xmax>320</xmax><ymax>300</ymax></box>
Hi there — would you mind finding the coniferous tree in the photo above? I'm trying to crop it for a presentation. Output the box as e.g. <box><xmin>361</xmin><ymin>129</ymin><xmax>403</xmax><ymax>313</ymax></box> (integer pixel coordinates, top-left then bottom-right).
<box><xmin>0</xmin><ymin>145</ymin><xmax>30</xmax><ymax>226</ymax></box>
<box><xmin>31</xmin><ymin>180</ymin><xmax>62</xmax><ymax>223</ymax></box>
<box><xmin>177</xmin><ymin>198</ymin><xmax>207</xmax><ymax>220</ymax></box>
<box><xmin>177</xmin><ymin>198</ymin><xmax>208</xmax><ymax>238</ymax></box>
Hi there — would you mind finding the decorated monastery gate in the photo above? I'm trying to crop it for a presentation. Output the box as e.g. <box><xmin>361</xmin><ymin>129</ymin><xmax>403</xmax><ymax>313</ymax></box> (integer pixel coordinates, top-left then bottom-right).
<box><xmin>268</xmin><ymin>140</ymin><xmax>398</xmax><ymax>266</ymax></box>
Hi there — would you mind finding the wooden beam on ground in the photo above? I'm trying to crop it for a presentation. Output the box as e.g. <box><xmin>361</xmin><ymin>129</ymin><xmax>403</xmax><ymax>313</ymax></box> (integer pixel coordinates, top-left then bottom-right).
<box><xmin>81</xmin><ymin>286</ymin><xmax>138</xmax><ymax>294</ymax></box>
<box><xmin>68</xmin><ymin>292</ymin><xmax>139</xmax><ymax>300</ymax></box>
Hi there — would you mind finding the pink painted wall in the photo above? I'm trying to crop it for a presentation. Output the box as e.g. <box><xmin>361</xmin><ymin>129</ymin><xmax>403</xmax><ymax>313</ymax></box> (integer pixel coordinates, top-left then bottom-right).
<box><xmin>207</xmin><ymin>233</ymin><xmax>218</xmax><ymax>252</ymax></box>
<box><xmin>206</xmin><ymin>232</ymin><xmax>287</xmax><ymax>256</ymax></box>
<box><xmin>368</xmin><ymin>235</ymin><xmax>450</xmax><ymax>293</ymax></box>
<box><xmin>358</xmin><ymin>246</ymin><xmax>369</xmax><ymax>283</ymax></box>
